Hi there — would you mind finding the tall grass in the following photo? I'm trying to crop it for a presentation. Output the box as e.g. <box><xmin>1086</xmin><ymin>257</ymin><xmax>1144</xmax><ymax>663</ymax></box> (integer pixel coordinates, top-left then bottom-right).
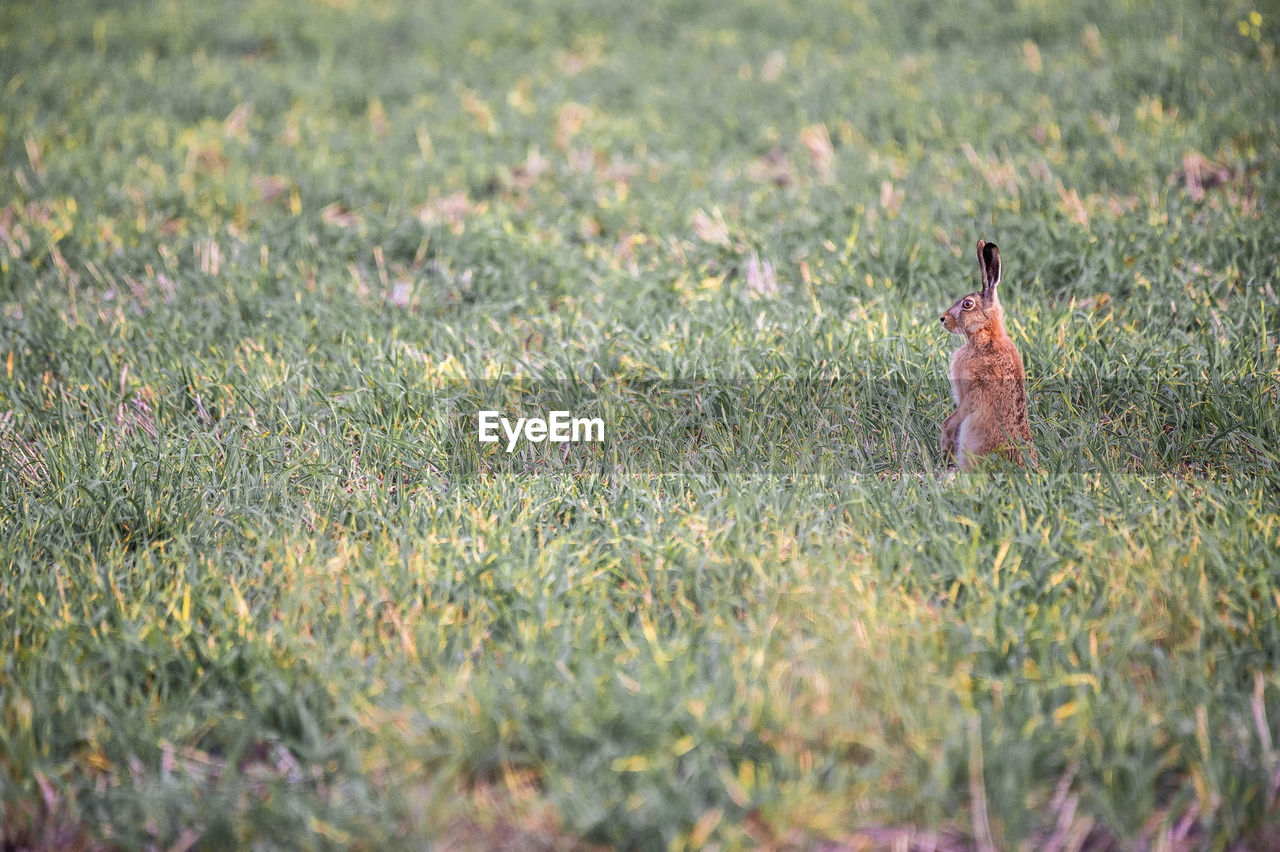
<box><xmin>2</xmin><ymin>0</ymin><xmax>1278</xmax><ymax>847</ymax></box>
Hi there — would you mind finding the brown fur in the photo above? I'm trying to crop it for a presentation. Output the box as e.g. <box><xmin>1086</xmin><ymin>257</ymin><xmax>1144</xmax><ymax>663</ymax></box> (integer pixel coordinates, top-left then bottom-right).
<box><xmin>940</xmin><ymin>240</ymin><xmax>1035</xmax><ymax>470</ymax></box>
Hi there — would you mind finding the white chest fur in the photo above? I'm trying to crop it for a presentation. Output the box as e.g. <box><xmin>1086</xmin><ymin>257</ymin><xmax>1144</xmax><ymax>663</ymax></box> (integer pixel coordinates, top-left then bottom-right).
<box><xmin>949</xmin><ymin>347</ymin><xmax>966</xmax><ymax>406</ymax></box>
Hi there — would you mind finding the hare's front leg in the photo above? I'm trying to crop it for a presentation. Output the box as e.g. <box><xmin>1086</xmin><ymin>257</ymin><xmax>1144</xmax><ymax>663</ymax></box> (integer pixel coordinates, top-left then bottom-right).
<box><xmin>941</xmin><ymin>409</ymin><xmax>963</xmax><ymax>460</ymax></box>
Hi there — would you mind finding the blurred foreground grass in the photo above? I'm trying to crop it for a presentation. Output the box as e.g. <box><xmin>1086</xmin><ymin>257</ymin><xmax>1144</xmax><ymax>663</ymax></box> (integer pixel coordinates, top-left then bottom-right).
<box><xmin>2</xmin><ymin>0</ymin><xmax>1279</xmax><ymax>847</ymax></box>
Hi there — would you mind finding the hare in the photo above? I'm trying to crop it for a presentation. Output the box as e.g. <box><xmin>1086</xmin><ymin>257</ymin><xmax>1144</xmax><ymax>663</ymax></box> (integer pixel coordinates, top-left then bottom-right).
<box><xmin>940</xmin><ymin>239</ymin><xmax>1035</xmax><ymax>469</ymax></box>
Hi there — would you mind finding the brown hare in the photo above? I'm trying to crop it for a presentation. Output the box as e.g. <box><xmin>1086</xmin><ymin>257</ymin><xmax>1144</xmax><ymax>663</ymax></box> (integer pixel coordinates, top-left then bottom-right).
<box><xmin>940</xmin><ymin>239</ymin><xmax>1035</xmax><ymax>470</ymax></box>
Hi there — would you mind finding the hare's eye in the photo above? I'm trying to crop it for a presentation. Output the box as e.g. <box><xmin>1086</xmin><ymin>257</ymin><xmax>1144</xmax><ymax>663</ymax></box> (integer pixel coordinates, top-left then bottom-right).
<box><xmin>962</xmin><ymin>298</ymin><xmax>974</xmax><ymax>310</ymax></box>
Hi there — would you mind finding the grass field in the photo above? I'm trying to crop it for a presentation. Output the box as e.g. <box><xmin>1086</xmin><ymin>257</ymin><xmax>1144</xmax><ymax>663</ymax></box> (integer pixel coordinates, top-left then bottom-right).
<box><xmin>2</xmin><ymin>0</ymin><xmax>1279</xmax><ymax>848</ymax></box>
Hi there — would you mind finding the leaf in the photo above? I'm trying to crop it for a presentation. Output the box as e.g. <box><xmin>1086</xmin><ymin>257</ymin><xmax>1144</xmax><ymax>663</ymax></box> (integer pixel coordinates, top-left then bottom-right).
<box><xmin>321</xmin><ymin>202</ymin><xmax>360</xmax><ymax>229</ymax></box>
<box><xmin>692</xmin><ymin>208</ymin><xmax>730</xmax><ymax>246</ymax></box>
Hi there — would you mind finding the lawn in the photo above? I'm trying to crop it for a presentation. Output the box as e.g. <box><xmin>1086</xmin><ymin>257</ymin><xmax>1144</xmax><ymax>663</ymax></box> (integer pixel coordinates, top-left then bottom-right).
<box><xmin>2</xmin><ymin>0</ymin><xmax>1279</xmax><ymax>848</ymax></box>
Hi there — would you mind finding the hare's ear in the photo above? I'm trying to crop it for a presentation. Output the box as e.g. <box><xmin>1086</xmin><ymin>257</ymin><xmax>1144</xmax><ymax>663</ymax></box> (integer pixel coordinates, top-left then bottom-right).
<box><xmin>977</xmin><ymin>239</ymin><xmax>1001</xmax><ymax>302</ymax></box>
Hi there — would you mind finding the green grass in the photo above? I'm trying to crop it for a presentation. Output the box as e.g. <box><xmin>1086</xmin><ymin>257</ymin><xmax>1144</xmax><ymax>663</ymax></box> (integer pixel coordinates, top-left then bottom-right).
<box><xmin>2</xmin><ymin>0</ymin><xmax>1279</xmax><ymax>848</ymax></box>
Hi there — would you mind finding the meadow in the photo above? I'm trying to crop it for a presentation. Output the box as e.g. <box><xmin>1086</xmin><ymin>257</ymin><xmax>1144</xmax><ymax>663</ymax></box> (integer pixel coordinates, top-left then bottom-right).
<box><xmin>2</xmin><ymin>0</ymin><xmax>1279</xmax><ymax>848</ymax></box>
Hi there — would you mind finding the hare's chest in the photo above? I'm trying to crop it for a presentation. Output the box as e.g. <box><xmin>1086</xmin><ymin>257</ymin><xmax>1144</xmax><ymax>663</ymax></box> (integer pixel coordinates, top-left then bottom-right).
<box><xmin>948</xmin><ymin>347</ymin><xmax>968</xmax><ymax>405</ymax></box>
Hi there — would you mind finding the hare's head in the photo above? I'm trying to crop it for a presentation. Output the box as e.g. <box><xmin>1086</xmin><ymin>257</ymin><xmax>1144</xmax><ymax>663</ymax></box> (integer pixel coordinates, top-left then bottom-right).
<box><xmin>941</xmin><ymin>239</ymin><xmax>1003</xmax><ymax>337</ymax></box>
